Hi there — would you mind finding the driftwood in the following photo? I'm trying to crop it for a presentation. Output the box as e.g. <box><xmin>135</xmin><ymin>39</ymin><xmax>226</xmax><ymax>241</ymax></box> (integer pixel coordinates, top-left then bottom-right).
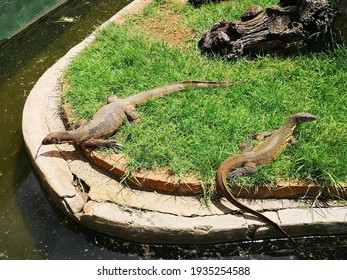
<box><xmin>198</xmin><ymin>0</ymin><xmax>333</xmax><ymax>59</ymax></box>
<box><xmin>334</xmin><ymin>0</ymin><xmax>347</xmax><ymax>43</ymax></box>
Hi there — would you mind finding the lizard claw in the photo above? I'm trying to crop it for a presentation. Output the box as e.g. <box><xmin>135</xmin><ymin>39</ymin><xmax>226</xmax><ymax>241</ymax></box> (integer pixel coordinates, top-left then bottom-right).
<box><xmin>227</xmin><ymin>171</ymin><xmax>242</xmax><ymax>181</ymax></box>
<box><xmin>106</xmin><ymin>141</ymin><xmax>123</xmax><ymax>150</ymax></box>
<box><xmin>83</xmin><ymin>139</ymin><xmax>123</xmax><ymax>149</ymax></box>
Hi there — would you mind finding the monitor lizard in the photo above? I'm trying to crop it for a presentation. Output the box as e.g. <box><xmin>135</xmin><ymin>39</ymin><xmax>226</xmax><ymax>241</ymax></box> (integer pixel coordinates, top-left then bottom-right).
<box><xmin>41</xmin><ymin>80</ymin><xmax>238</xmax><ymax>148</ymax></box>
<box><xmin>216</xmin><ymin>112</ymin><xmax>317</xmax><ymax>253</ymax></box>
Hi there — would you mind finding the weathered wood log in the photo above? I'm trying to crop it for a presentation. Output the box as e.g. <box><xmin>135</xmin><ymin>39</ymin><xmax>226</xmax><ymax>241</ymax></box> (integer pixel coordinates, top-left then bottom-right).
<box><xmin>198</xmin><ymin>0</ymin><xmax>334</xmax><ymax>59</ymax></box>
<box><xmin>334</xmin><ymin>0</ymin><xmax>347</xmax><ymax>43</ymax></box>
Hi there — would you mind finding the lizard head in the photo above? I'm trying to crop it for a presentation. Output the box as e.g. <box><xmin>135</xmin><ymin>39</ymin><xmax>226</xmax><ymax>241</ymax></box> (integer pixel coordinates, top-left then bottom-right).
<box><xmin>42</xmin><ymin>132</ymin><xmax>61</xmax><ymax>145</ymax></box>
<box><xmin>291</xmin><ymin>112</ymin><xmax>317</xmax><ymax>125</ymax></box>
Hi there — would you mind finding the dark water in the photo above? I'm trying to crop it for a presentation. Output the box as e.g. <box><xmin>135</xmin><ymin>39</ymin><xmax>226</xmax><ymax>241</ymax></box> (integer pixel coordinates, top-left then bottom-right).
<box><xmin>0</xmin><ymin>0</ymin><xmax>137</xmax><ymax>260</ymax></box>
<box><xmin>0</xmin><ymin>0</ymin><xmax>347</xmax><ymax>260</ymax></box>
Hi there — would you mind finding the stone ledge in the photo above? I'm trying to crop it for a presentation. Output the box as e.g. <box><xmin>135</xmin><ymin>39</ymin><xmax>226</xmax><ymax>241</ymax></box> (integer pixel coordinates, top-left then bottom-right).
<box><xmin>83</xmin><ymin>147</ymin><xmax>347</xmax><ymax>198</ymax></box>
<box><xmin>22</xmin><ymin>0</ymin><xmax>347</xmax><ymax>245</ymax></box>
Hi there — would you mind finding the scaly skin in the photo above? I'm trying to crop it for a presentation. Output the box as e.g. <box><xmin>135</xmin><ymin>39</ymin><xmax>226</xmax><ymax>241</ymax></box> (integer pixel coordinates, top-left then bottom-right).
<box><xmin>216</xmin><ymin>112</ymin><xmax>317</xmax><ymax>253</ymax></box>
<box><xmin>42</xmin><ymin>81</ymin><xmax>238</xmax><ymax>147</ymax></box>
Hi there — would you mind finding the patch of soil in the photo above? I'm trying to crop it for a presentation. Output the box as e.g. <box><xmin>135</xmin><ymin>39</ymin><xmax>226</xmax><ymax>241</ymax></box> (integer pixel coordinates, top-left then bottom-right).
<box><xmin>140</xmin><ymin>12</ymin><xmax>196</xmax><ymax>49</ymax></box>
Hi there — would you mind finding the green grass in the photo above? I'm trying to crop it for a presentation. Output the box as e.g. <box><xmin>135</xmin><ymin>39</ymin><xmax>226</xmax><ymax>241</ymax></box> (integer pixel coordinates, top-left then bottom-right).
<box><xmin>63</xmin><ymin>0</ymin><xmax>347</xmax><ymax>197</ymax></box>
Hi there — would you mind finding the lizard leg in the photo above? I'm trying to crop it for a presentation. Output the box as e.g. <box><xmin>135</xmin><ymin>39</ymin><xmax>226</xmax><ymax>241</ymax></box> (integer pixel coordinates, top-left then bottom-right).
<box><xmin>253</xmin><ymin>129</ymin><xmax>277</xmax><ymax>141</ymax></box>
<box><xmin>107</xmin><ymin>95</ymin><xmax>120</xmax><ymax>103</ymax></box>
<box><xmin>71</xmin><ymin>119</ymin><xmax>88</xmax><ymax>129</ymax></box>
<box><xmin>238</xmin><ymin>141</ymin><xmax>254</xmax><ymax>152</ymax></box>
<box><xmin>228</xmin><ymin>162</ymin><xmax>257</xmax><ymax>180</ymax></box>
<box><xmin>83</xmin><ymin>139</ymin><xmax>123</xmax><ymax>149</ymax></box>
<box><xmin>124</xmin><ymin>105</ymin><xmax>141</xmax><ymax>124</ymax></box>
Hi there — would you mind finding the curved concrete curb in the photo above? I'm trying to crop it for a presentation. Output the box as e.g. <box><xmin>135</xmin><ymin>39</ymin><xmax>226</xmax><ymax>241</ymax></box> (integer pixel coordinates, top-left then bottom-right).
<box><xmin>83</xmin><ymin>147</ymin><xmax>347</xmax><ymax>198</ymax></box>
<box><xmin>22</xmin><ymin>0</ymin><xmax>347</xmax><ymax>245</ymax></box>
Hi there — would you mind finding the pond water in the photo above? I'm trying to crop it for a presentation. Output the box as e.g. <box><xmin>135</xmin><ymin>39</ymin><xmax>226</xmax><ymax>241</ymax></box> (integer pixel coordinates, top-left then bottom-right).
<box><xmin>0</xmin><ymin>0</ymin><xmax>137</xmax><ymax>260</ymax></box>
<box><xmin>0</xmin><ymin>0</ymin><xmax>346</xmax><ymax>260</ymax></box>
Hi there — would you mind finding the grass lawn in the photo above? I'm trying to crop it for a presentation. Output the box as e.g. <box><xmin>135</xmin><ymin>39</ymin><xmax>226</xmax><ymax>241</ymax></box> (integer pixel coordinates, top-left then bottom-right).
<box><xmin>63</xmin><ymin>0</ymin><xmax>347</xmax><ymax>198</ymax></box>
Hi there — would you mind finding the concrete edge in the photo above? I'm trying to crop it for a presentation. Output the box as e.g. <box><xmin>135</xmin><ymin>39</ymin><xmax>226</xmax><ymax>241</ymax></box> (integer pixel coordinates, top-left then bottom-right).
<box><xmin>22</xmin><ymin>0</ymin><xmax>347</xmax><ymax>245</ymax></box>
<box><xmin>83</xmin><ymin>147</ymin><xmax>347</xmax><ymax>198</ymax></box>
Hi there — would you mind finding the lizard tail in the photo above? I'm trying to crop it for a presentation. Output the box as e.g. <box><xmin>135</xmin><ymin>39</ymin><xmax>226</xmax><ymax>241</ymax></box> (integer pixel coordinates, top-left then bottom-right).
<box><xmin>216</xmin><ymin>156</ymin><xmax>304</xmax><ymax>255</ymax></box>
<box><xmin>129</xmin><ymin>80</ymin><xmax>242</xmax><ymax>106</ymax></box>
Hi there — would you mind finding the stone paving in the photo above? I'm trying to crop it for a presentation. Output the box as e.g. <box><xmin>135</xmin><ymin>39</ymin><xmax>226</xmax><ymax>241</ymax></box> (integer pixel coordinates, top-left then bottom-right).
<box><xmin>22</xmin><ymin>0</ymin><xmax>347</xmax><ymax>245</ymax></box>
